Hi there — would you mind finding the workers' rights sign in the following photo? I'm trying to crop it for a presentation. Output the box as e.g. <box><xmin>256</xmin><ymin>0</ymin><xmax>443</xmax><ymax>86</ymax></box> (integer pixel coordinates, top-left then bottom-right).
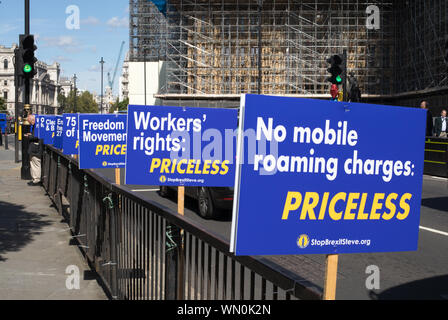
<box><xmin>125</xmin><ymin>105</ymin><xmax>238</xmax><ymax>187</ymax></box>
<box><xmin>78</xmin><ymin>114</ymin><xmax>127</xmax><ymax>169</ymax></box>
<box><xmin>62</xmin><ymin>113</ymin><xmax>79</xmax><ymax>155</ymax></box>
<box><xmin>230</xmin><ymin>94</ymin><xmax>426</xmax><ymax>256</ymax></box>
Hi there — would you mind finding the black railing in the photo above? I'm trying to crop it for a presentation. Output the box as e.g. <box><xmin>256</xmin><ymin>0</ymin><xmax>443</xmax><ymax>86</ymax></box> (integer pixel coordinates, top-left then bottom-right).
<box><xmin>424</xmin><ymin>137</ymin><xmax>448</xmax><ymax>178</ymax></box>
<box><xmin>41</xmin><ymin>144</ymin><xmax>322</xmax><ymax>300</ymax></box>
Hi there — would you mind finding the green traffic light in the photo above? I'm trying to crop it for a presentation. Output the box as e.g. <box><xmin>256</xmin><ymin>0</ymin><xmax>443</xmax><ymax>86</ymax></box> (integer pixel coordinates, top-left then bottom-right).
<box><xmin>336</xmin><ymin>75</ymin><xmax>342</xmax><ymax>83</ymax></box>
<box><xmin>23</xmin><ymin>64</ymin><xmax>32</xmax><ymax>73</ymax></box>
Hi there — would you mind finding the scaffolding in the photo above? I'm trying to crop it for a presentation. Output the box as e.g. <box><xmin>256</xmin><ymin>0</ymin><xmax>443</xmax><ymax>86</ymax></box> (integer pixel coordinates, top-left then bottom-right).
<box><xmin>394</xmin><ymin>0</ymin><xmax>448</xmax><ymax>93</ymax></box>
<box><xmin>129</xmin><ymin>0</ymin><xmax>448</xmax><ymax>98</ymax></box>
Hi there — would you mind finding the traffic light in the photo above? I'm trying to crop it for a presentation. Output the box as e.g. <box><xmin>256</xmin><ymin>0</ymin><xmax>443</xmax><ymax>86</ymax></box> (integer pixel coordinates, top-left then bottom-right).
<box><xmin>326</xmin><ymin>55</ymin><xmax>343</xmax><ymax>85</ymax></box>
<box><xmin>14</xmin><ymin>48</ymin><xmax>24</xmax><ymax>84</ymax></box>
<box><xmin>19</xmin><ymin>34</ymin><xmax>37</xmax><ymax>79</ymax></box>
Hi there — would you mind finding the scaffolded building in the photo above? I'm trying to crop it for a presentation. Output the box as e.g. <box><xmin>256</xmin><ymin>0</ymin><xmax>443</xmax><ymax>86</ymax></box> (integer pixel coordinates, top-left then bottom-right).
<box><xmin>129</xmin><ymin>0</ymin><xmax>448</xmax><ymax>109</ymax></box>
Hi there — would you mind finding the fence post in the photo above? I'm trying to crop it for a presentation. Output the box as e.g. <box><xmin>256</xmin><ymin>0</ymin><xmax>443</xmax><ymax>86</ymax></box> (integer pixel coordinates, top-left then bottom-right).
<box><xmin>110</xmin><ymin>194</ymin><xmax>119</xmax><ymax>300</ymax></box>
<box><xmin>165</xmin><ymin>223</ymin><xmax>182</xmax><ymax>300</ymax></box>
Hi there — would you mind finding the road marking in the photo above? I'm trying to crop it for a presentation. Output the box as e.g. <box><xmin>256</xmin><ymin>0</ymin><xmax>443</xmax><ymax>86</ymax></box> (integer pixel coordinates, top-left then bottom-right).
<box><xmin>420</xmin><ymin>226</ymin><xmax>448</xmax><ymax>237</ymax></box>
<box><xmin>429</xmin><ymin>176</ymin><xmax>448</xmax><ymax>181</ymax></box>
<box><xmin>131</xmin><ymin>188</ymin><xmax>160</xmax><ymax>192</ymax></box>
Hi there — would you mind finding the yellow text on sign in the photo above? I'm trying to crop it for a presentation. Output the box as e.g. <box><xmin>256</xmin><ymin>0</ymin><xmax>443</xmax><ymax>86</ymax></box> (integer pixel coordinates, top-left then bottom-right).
<box><xmin>149</xmin><ymin>158</ymin><xmax>230</xmax><ymax>176</ymax></box>
<box><xmin>95</xmin><ymin>144</ymin><xmax>127</xmax><ymax>156</ymax></box>
<box><xmin>282</xmin><ymin>192</ymin><xmax>412</xmax><ymax>221</ymax></box>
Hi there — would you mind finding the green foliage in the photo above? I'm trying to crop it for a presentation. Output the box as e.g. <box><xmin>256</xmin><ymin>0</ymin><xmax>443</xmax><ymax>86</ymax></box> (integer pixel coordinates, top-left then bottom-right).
<box><xmin>0</xmin><ymin>97</ymin><xmax>7</xmax><ymax>112</ymax></box>
<box><xmin>59</xmin><ymin>90</ymin><xmax>99</xmax><ymax>114</ymax></box>
<box><xmin>109</xmin><ymin>97</ymin><xmax>129</xmax><ymax>113</ymax></box>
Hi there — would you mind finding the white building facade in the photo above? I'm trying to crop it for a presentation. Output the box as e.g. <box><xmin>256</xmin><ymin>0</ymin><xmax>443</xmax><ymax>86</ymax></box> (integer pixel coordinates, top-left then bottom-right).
<box><xmin>119</xmin><ymin>52</ymin><xmax>129</xmax><ymax>102</ymax></box>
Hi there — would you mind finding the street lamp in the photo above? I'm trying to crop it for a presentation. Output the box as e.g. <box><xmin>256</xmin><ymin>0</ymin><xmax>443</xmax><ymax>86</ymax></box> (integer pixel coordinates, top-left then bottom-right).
<box><xmin>100</xmin><ymin>57</ymin><xmax>105</xmax><ymax>114</ymax></box>
<box><xmin>73</xmin><ymin>74</ymin><xmax>77</xmax><ymax>113</ymax></box>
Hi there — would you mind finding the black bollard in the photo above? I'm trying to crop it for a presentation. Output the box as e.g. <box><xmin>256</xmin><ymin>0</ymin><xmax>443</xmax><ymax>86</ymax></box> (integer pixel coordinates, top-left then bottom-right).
<box><xmin>4</xmin><ymin>131</ymin><xmax>8</xmax><ymax>150</ymax></box>
<box><xmin>21</xmin><ymin>125</ymin><xmax>32</xmax><ymax>180</ymax></box>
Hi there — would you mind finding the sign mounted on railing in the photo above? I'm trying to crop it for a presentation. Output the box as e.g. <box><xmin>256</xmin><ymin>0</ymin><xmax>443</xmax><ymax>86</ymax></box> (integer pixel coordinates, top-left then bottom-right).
<box><xmin>40</xmin><ymin>115</ymin><xmax>57</xmax><ymax>145</ymax></box>
<box><xmin>62</xmin><ymin>113</ymin><xmax>79</xmax><ymax>155</ymax></box>
<box><xmin>230</xmin><ymin>94</ymin><xmax>426</xmax><ymax>256</ymax></box>
<box><xmin>78</xmin><ymin>114</ymin><xmax>127</xmax><ymax>169</ymax></box>
<box><xmin>53</xmin><ymin>116</ymin><xmax>64</xmax><ymax>149</ymax></box>
<box><xmin>34</xmin><ymin>114</ymin><xmax>40</xmax><ymax>138</ymax></box>
<box><xmin>125</xmin><ymin>105</ymin><xmax>238</xmax><ymax>187</ymax></box>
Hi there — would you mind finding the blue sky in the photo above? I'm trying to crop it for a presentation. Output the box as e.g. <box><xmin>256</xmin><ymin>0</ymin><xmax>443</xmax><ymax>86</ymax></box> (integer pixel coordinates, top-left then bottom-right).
<box><xmin>0</xmin><ymin>0</ymin><xmax>129</xmax><ymax>96</ymax></box>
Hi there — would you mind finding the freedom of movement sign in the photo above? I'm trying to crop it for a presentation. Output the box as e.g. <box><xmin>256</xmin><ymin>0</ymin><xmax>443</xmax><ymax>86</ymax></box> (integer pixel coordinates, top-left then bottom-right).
<box><xmin>78</xmin><ymin>114</ymin><xmax>127</xmax><ymax>169</ymax></box>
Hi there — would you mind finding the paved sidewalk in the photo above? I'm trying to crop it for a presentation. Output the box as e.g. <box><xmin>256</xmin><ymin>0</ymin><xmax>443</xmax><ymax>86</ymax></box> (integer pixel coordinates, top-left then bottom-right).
<box><xmin>0</xmin><ymin>145</ymin><xmax>107</xmax><ymax>300</ymax></box>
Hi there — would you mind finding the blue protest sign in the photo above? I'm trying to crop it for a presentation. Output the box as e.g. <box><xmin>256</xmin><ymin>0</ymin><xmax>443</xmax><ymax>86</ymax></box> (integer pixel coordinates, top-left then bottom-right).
<box><xmin>62</xmin><ymin>114</ymin><xmax>79</xmax><ymax>155</ymax></box>
<box><xmin>37</xmin><ymin>115</ymin><xmax>45</xmax><ymax>139</ymax></box>
<box><xmin>34</xmin><ymin>114</ymin><xmax>40</xmax><ymax>138</ymax></box>
<box><xmin>0</xmin><ymin>113</ymin><xmax>6</xmax><ymax>132</ymax></box>
<box><xmin>125</xmin><ymin>105</ymin><xmax>238</xmax><ymax>187</ymax></box>
<box><xmin>78</xmin><ymin>114</ymin><xmax>127</xmax><ymax>169</ymax></box>
<box><xmin>41</xmin><ymin>115</ymin><xmax>57</xmax><ymax>145</ymax></box>
<box><xmin>230</xmin><ymin>94</ymin><xmax>426</xmax><ymax>256</ymax></box>
<box><xmin>53</xmin><ymin>116</ymin><xmax>64</xmax><ymax>149</ymax></box>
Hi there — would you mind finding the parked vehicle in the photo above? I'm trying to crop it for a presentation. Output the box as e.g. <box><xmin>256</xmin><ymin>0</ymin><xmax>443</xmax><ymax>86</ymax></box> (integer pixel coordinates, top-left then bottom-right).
<box><xmin>159</xmin><ymin>186</ymin><xmax>233</xmax><ymax>219</ymax></box>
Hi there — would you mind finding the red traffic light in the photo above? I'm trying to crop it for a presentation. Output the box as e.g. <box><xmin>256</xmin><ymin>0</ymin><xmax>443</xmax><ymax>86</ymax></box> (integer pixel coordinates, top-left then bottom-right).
<box><xmin>330</xmin><ymin>84</ymin><xmax>339</xmax><ymax>99</ymax></box>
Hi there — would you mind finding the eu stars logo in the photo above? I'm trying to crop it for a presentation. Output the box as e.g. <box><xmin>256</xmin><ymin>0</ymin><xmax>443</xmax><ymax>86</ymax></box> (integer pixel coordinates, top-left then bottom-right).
<box><xmin>159</xmin><ymin>175</ymin><xmax>167</xmax><ymax>183</ymax></box>
<box><xmin>297</xmin><ymin>234</ymin><xmax>310</xmax><ymax>249</ymax></box>
<box><xmin>102</xmin><ymin>161</ymin><xmax>108</xmax><ymax>167</ymax></box>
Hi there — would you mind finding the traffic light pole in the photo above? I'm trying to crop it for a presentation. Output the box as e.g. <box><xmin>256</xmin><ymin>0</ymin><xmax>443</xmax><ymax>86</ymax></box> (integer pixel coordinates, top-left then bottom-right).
<box><xmin>24</xmin><ymin>0</ymin><xmax>30</xmax><ymax>106</ymax></box>
<box><xmin>21</xmin><ymin>0</ymin><xmax>32</xmax><ymax>180</ymax></box>
<box><xmin>25</xmin><ymin>0</ymin><xmax>30</xmax><ymax>35</ymax></box>
<box><xmin>14</xmin><ymin>48</ymin><xmax>20</xmax><ymax>163</ymax></box>
<box><xmin>343</xmin><ymin>49</ymin><xmax>347</xmax><ymax>102</ymax></box>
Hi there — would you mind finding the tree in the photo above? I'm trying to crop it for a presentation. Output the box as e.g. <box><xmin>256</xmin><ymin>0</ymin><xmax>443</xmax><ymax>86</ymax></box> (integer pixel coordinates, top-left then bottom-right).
<box><xmin>109</xmin><ymin>97</ymin><xmax>129</xmax><ymax>113</ymax></box>
<box><xmin>58</xmin><ymin>94</ymin><xmax>68</xmax><ymax>113</ymax></box>
<box><xmin>62</xmin><ymin>90</ymin><xmax>99</xmax><ymax>114</ymax></box>
<box><xmin>0</xmin><ymin>97</ymin><xmax>7</xmax><ymax>113</ymax></box>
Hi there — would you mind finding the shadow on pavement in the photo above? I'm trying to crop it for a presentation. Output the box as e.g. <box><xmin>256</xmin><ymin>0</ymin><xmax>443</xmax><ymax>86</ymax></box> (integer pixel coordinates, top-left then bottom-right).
<box><xmin>369</xmin><ymin>275</ymin><xmax>448</xmax><ymax>300</ymax></box>
<box><xmin>421</xmin><ymin>197</ymin><xmax>448</xmax><ymax>212</ymax></box>
<box><xmin>0</xmin><ymin>200</ymin><xmax>52</xmax><ymax>262</ymax></box>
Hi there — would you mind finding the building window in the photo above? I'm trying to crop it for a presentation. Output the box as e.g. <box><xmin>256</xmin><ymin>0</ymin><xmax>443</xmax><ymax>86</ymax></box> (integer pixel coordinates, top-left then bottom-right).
<box><xmin>3</xmin><ymin>59</ymin><xmax>7</xmax><ymax>69</ymax></box>
<box><xmin>4</xmin><ymin>80</ymin><xmax>7</xmax><ymax>86</ymax></box>
<box><xmin>3</xmin><ymin>91</ymin><xmax>8</xmax><ymax>101</ymax></box>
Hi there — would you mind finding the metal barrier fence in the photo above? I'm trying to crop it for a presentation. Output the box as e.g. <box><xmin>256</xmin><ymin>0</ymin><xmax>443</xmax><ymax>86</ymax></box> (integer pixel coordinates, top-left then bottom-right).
<box><xmin>424</xmin><ymin>137</ymin><xmax>448</xmax><ymax>178</ymax></box>
<box><xmin>41</xmin><ymin>144</ymin><xmax>322</xmax><ymax>300</ymax></box>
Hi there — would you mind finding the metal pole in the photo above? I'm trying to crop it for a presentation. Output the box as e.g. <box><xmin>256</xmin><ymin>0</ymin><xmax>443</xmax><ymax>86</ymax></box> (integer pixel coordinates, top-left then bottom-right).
<box><xmin>14</xmin><ymin>48</ymin><xmax>20</xmax><ymax>162</ymax></box>
<box><xmin>24</xmin><ymin>0</ymin><xmax>30</xmax><ymax>105</ymax></box>
<box><xmin>343</xmin><ymin>49</ymin><xmax>347</xmax><ymax>102</ymax></box>
<box><xmin>100</xmin><ymin>57</ymin><xmax>105</xmax><ymax>114</ymax></box>
<box><xmin>257</xmin><ymin>0</ymin><xmax>262</xmax><ymax>95</ymax></box>
<box><xmin>21</xmin><ymin>0</ymin><xmax>31</xmax><ymax>179</ymax></box>
<box><xmin>73</xmin><ymin>74</ymin><xmax>77</xmax><ymax>113</ymax></box>
<box><xmin>25</xmin><ymin>0</ymin><xmax>30</xmax><ymax>35</ymax></box>
<box><xmin>144</xmin><ymin>53</ymin><xmax>147</xmax><ymax>105</ymax></box>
